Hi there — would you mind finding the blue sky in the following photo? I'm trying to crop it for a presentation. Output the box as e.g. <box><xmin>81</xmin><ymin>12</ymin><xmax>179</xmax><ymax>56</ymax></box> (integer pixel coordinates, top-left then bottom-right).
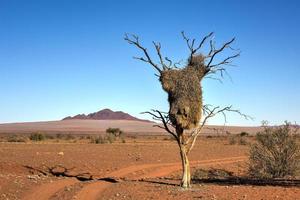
<box><xmin>0</xmin><ymin>0</ymin><xmax>299</xmax><ymax>125</ymax></box>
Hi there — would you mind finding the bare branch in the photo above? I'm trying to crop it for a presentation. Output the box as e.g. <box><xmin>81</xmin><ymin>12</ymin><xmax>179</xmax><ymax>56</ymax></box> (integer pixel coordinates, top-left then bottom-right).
<box><xmin>142</xmin><ymin>110</ymin><xmax>178</xmax><ymax>141</ymax></box>
<box><xmin>173</xmin><ymin>59</ymin><xmax>183</xmax><ymax>68</ymax></box>
<box><xmin>186</xmin><ymin>105</ymin><xmax>252</xmax><ymax>154</ymax></box>
<box><xmin>181</xmin><ymin>31</ymin><xmax>214</xmax><ymax>64</ymax></box>
<box><xmin>201</xmin><ymin>35</ymin><xmax>240</xmax><ymax>83</ymax></box>
<box><xmin>194</xmin><ymin>32</ymin><xmax>214</xmax><ymax>53</ymax></box>
<box><xmin>206</xmin><ymin>37</ymin><xmax>236</xmax><ymax>68</ymax></box>
<box><xmin>208</xmin><ymin>39</ymin><xmax>215</xmax><ymax>55</ymax></box>
<box><xmin>164</xmin><ymin>57</ymin><xmax>184</xmax><ymax>69</ymax></box>
<box><xmin>201</xmin><ymin>105</ymin><xmax>252</xmax><ymax>125</ymax></box>
<box><xmin>152</xmin><ymin>41</ymin><xmax>169</xmax><ymax>70</ymax></box>
<box><xmin>209</xmin><ymin>53</ymin><xmax>240</xmax><ymax>68</ymax></box>
<box><xmin>165</xmin><ymin>57</ymin><xmax>172</xmax><ymax>68</ymax></box>
<box><xmin>204</xmin><ymin>76</ymin><xmax>223</xmax><ymax>83</ymax></box>
<box><xmin>125</xmin><ymin>32</ymin><xmax>239</xmax><ymax>78</ymax></box>
<box><xmin>124</xmin><ymin>33</ymin><xmax>162</xmax><ymax>74</ymax></box>
<box><xmin>181</xmin><ymin>31</ymin><xmax>193</xmax><ymax>52</ymax></box>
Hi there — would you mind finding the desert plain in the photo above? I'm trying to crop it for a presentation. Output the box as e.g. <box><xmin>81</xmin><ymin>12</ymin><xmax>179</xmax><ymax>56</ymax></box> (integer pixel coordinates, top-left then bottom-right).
<box><xmin>0</xmin><ymin>120</ymin><xmax>299</xmax><ymax>200</ymax></box>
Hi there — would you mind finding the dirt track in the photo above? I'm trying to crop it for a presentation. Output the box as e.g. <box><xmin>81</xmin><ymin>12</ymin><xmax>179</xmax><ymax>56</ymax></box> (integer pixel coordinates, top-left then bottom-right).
<box><xmin>22</xmin><ymin>156</ymin><xmax>246</xmax><ymax>200</ymax></box>
<box><xmin>1</xmin><ymin>139</ymin><xmax>299</xmax><ymax>200</ymax></box>
<box><xmin>23</xmin><ymin>179</ymin><xmax>78</xmax><ymax>200</ymax></box>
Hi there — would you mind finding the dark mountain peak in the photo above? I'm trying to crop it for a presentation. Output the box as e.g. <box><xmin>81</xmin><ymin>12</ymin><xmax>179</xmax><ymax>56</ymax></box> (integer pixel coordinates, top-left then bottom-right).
<box><xmin>62</xmin><ymin>109</ymin><xmax>151</xmax><ymax>122</ymax></box>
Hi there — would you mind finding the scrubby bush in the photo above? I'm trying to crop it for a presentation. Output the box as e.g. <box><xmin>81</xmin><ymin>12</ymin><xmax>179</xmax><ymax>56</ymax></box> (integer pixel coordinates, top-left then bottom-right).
<box><xmin>249</xmin><ymin>122</ymin><xmax>300</xmax><ymax>178</ymax></box>
<box><xmin>7</xmin><ymin>135</ymin><xmax>26</xmax><ymax>142</ymax></box>
<box><xmin>105</xmin><ymin>127</ymin><xmax>125</xmax><ymax>143</ymax></box>
<box><xmin>90</xmin><ymin>135</ymin><xmax>108</xmax><ymax>144</ymax></box>
<box><xmin>228</xmin><ymin>135</ymin><xmax>248</xmax><ymax>145</ymax></box>
<box><xmin>240</xmin><ymin>131</ymin><xmax>249</xmax><ymax>137</ymax></box>
<box><xmin>56</xmin><ymin>133</ymin><xmax>63</xmax><ymax>139</ymax></box>
<box><xmin>46</xmin><ymin>135</ymin><xmax>54</xmax><ymax>139</ymax></box>
<box><xmin>29</xmin><ymin>132</ymin><xmax>45</xmax><ymax>141</ymax></box>
<box><xmin>79</xmin><ymin>135</ymin><xmax>86</xmax><ymax>140</ymax></box>
<box><xmin>95</xmin><ymin>135</ymin><xmax>106</xmax><ymax>144</ymax></box>
<box><xmin>120</xmin><ymin>135</ymin><xmax>126</xmax><ymax>143</ymax></box>
<box><xmin>89</xmin><ymin>128</ymin><xmax>125</xmax><ymax>144</ymax></box>
<box><xmin>228</xmin><ymin>136</ymin><xmax>236</xmax><ymax>145</ymax></box>
<box><xmin>238</xmin><ymin>137</ymin><xmax>248</xmax><ymax>145</ymax></box>
<box><xmin>90</xmin><ymin>136</ymin><xmax>96</xmax><ymax>143</ymax></box>
<box><xmin>107</xmin><ymin>134</ymin><xmax>116</xmax><ymax>143</ymax></box>
<box><xmin>225</xmin><ymin>131</ymin><xmax>231</xmax><ymax>136</ymax></box>
<box><xmin>65</xmin><ymin>134</ymin><xmax>75</xmax><ymax>140</ymax></box>
<box><xmin>106</xmin><ymin>128</ymin><xmax>123</xmax><ymax>137</ymax></box>
<box><xmin>86</xmin><ymin>135</ymin><xmax>92</xmax><ymax>140</ymax></box>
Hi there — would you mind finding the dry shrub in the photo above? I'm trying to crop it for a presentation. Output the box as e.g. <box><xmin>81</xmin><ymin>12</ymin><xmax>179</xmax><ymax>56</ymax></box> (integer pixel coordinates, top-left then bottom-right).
<box><xmin>95</xmin><ymin>135</ymin><xmax>106</xmax><ymax>144</ymax></box>
<box><xmin>90</xmin><ymin>134</ymin><xmax>117</xmax><ymax>144</ymax></box>
<box><xmin>120</xmin><ymin>135</ymin><xmax>126</xmax><ymax>143</ymax></box>
<box><xmin>107</xmin><ymin>134</ymin><xmax>116</xmax><ymax>143</ymax></box>
<box><xmin>90</xmin><ymin>135</ymin><xmax>106</xmax><ymax>144</ymax></box>
<box><xmin>106</xmin><ymin>127</ymin><xmax>123</xmax><ymax>137</ymax></box>
<box><xmin>65</xmin><ymin>134</ymin><xmax>75</xmax><ymax>140</ymax></box>
<box><xmin>105</xmin><ymin>127</ymin><xmax>125</xmax><ymax>143</ymax></box>
<box><xmin>7</xmin><ymin>135</ymin><xmax>27</xmax><ymax>143</ymax></box>
<box><xmin>249</xmin><ymin>122</ymin><xmax>300</xmax><ymax>178</ymax></box>
<box><xmin>29</xmin><ymin>132</ymin><xmax>45</xmax><ymax>141</ymax></box>
<box><xmin>238</xmin><ymin>137</ymin><xmax>248</xmax><ymax>145</ymax></box>
<box><xmin>79</xmin><ymin>135</ymin><xmax>87</xmax><ymax>140</ymax></box>
<box><xmin>228</xmin><ymin>135</ymin><xmax>248</xmax><ymax>145</ymax></box>
<box><xmin>45</xmin><ymin>134</ymin><xmax>54</xmax><ymax>139</ymax></box>
<box><xmin>228</xmin><ymin>136</ymin><xmax>236</xmax><ymax>145</ymax></box>
<box><xmin>89</xmin><ymin>136</ymin><xmax>96</xmax><ymax>144</ymax></box>
<box><xmin>240</xmin><ymin>131</ymin><xmax>249</xmax><ymax>137</ymax></box>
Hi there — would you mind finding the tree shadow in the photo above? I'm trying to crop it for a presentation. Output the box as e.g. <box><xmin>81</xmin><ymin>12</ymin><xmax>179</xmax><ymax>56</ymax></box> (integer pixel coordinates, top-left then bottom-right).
<box><xmin>138</xmin><ymin>179</ymin><xmax>179</xmax><ymax>186</ymax></box>
<box><xmin>137</xmin><ymin>177</ymin><xmax>300</xmax><ymax>188</ymax></box>
<box><xmin>192</xmin><ymin>177</ymin><xmax>300</xmax><ymax>187</ymax></box>
<box><xmin>137</xmin><ymin>167</ymin><xmax>300</xmax><ymax>188</ymax></box>
<box><xmin>191</xmin><ymin>168</ymin><xmax>300</xmax><ymax>187</ymax></box>
<box><xmin>23</xmin><ymin>164</ymin><xmax>93</xmax><ymax>181</ymax></box>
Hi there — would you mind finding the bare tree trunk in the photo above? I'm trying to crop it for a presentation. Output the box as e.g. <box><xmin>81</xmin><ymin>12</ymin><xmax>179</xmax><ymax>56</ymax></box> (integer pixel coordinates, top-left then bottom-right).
<box><xmin>179</xmin><ymin>143</ymin><xmax>191</xmax><ymax>188</ymax></box>
<box><xmin>177</xmin><ymin>128</ymin><xmax>191</xmax><ymax>188</ymax></box>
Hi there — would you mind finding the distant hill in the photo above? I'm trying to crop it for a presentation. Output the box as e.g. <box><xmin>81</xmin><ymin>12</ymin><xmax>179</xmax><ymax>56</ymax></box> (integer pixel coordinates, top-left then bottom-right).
<box><xmin>62</xmin><ymin>109</ymin><xmax>151</xmax><ymax>122</ymax></box>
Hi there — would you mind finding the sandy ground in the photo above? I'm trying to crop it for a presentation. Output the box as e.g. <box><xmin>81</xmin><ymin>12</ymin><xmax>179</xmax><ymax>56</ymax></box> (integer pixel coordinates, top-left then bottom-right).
<box><xmin>0</xmin><ymin>138</ymin><xmax>299</xmax><ymax>200</ymax></box>
<box><xmin>0</xmin><ymin>119</ymin><xmax>262</xmax><ymax>135</ymax></box>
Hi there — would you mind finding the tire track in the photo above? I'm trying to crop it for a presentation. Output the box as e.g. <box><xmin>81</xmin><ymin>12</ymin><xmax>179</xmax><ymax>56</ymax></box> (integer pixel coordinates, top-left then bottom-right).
<box><xmin>21</xmin><ymin>156</ymin><xmax>246</xmax><ymax>200</ymax></box>
<box><xmin>135</xmin><ymin>156</ymin><xmax>246</xmax><ymax>179</ymax></box>
<box><xmin>22</xmin><ymin>178</ymin><xmax>79</xmax><ymax>200</ymax></box>
<box><xmin>75</xmin><ymin>156</ymin><xmax>246</xmax><ymax>200</ymax></box>
<box><xmin>74</xmin><ymin>164</ymin><xmax>158</xmax><ymax>200</ymax></box>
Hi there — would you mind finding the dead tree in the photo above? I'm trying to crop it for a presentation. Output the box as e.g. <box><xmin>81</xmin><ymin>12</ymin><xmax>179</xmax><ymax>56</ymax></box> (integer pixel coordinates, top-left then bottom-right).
<box><xmin>125</xmin><ymin>32</ymin><xmax>249</xmax><ymax>188</ymax></box>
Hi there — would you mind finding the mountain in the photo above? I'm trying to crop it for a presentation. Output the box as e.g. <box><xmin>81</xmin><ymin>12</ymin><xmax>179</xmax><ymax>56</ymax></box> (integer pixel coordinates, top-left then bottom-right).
<box><xmin>62</xmin><ymin>109</ymin><xmax>150</xmax><ymax>122</ymax></box>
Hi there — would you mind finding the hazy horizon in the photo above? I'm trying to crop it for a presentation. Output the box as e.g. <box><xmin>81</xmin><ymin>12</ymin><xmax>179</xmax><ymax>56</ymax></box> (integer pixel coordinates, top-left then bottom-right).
<box><xmin>1</xmin><ymin>0</ymin><xmax>300</xmax><ymax>126</ymax></box>
<box><xmin>0</xmin><ymin>107</ymin><xmax>291</xmax><ymax>127</ymax></box>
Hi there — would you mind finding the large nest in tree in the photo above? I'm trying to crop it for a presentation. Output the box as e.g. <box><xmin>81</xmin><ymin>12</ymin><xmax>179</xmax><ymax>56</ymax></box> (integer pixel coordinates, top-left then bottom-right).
<box><xmin>125</xmin><ymin>32</ymin><xmax>241</xmax><ymax>132</ymax></box>
<box><xmin>160</xmin><ymin>55</ymin><xmax>206</xmax><ymax>130</ymax></box>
